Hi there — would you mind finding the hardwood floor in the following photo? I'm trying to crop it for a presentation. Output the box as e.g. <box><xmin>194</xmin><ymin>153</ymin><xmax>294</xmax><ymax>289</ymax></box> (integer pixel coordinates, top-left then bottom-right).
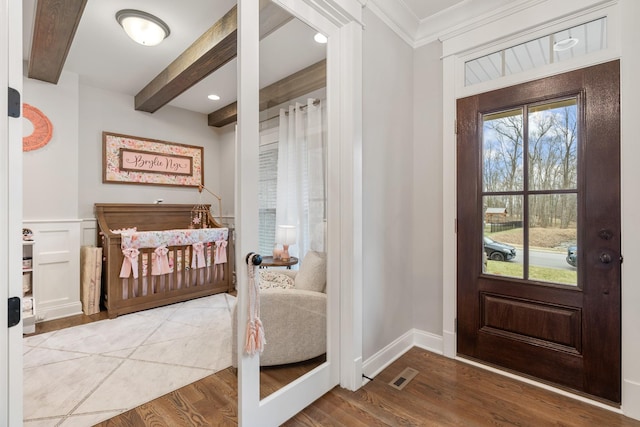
<box><xmin>97</xmin><ymin>347</ymin><xmax>640</xmax><ymax>426</ymax></box>
<box><xmin>24</xmin><ymin>310</ymin><xmax>110</xmax><ymax>337</ymax></box>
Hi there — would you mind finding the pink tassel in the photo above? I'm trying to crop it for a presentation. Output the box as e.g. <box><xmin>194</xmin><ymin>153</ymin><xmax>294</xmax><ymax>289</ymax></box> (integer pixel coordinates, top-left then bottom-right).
<box><xmin>245</xmin><ymin>253</ymin><xmax>266</xmax><ymax>356</ymax></box>
<box><xmin>254</xmin><ymin>318</ymin><xmax>266</xmax><ymax>352</ymax></box>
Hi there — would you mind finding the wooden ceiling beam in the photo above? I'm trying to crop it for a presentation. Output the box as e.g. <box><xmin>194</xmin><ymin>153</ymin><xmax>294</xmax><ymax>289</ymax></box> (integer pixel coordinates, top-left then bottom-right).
<box><xmin>134</xmin><ymin>6</ymin><xmax>238</xmax><ymax>113</ymax></box>
<box><xmin>28</xmin><ymin>0</ymin><xmax>88</xmax><ymax>84</ymax></box>
<box><xmin>135</xmin><ymin>2</ymin><xmax>293</xmax><ymax>114</ymax></box>
<box><xmin>208</xmin><ymin>59</ymin><xmax>326</xmax><ymax>128</ymax></box>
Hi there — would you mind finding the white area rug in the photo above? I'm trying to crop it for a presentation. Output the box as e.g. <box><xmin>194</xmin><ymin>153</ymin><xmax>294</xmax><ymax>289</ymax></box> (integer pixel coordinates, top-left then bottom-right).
<box><xmin>23</xmin><ymin>293</ymin><xmax>236</xmax><ymax>427</ymax></box>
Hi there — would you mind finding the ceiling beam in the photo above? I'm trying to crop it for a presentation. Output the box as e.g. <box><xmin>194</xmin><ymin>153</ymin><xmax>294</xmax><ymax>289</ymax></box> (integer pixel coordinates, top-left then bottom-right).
<box><xmin>134</xmin><ymin>6</ymin><xmax>238</xmax><ymax>113</ymax></box>
<box><xmin>208</xmin><ymin>59</ymin><xmax>326</xmax><ymax>128</ymax></box>
<box><xmin>135</xmin><ymin>2</ymin><xmax>293</xmax><ymax>114</ymax></box>
<box><xmin>28</xmin><ymin>0</ymin><xmax>88</xmax><ymax>84</ymax></box>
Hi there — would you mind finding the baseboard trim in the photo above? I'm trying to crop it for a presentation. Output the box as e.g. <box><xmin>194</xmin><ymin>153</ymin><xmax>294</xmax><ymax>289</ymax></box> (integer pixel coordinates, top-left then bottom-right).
<box><xmin>362</xmin><ymin>330</ymin><xmax>414</xmax><ymax>382</ymax></box>
<box><xmin>362</xmin><ymin>329</ymin><xmax>443</xmax><ymax>384</ymax></box>
<box><xmin>413</xmin><ymin>329</ymin><xmax>444</xmax><ymax>355</ymax></box>
<box><xmin>37</xmin><ymin>302</ymin><xmax>83</xmax><ymax>323</ymax></box>
<box><xmin>623</xmin><ymin>379</ymin><xmax>640</xmax><ymax>420</ymax></box>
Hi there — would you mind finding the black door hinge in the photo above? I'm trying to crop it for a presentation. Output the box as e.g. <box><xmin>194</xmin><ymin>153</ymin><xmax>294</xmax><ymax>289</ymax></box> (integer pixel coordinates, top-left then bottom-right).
<box><xmin>8</xmin><ymin>296</ymin><xmax>21</xmax><ymax>328</ymax></box>
<box><xmin>8</xmin><ymin>87</ymin><xmax>20</xmax><ymax>118</ymax></box>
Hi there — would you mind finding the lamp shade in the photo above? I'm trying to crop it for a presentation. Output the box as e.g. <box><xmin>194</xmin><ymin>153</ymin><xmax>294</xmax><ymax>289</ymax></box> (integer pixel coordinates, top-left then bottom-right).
<box><xmin>116</xmin><ymin>10</ymin><xmax>170</xmax><ymax>46</ymax></box>
<box><xmin>276</xmin><ymin>225</ymin><xmax>297</xmax><ymax>246</ymax></box>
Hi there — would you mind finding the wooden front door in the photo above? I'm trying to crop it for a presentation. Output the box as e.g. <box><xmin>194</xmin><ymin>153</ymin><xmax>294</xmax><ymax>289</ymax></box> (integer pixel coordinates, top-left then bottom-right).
<box><xmin>456</xmin><ymin>60</ymin><xmax>621</xmax><ymax>403</ymax></box>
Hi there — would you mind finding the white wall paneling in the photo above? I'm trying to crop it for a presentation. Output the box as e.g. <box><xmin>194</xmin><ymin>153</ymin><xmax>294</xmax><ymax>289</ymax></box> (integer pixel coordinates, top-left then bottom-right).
<box><xmin>81</xmin><ymin>218</ymin><xmax>97</xmax><ymax>247</ymax></box>
<box><xmin>24</xmin><ymin>220</ymin><xmax>82</xmax><ymax>322</ymax></box>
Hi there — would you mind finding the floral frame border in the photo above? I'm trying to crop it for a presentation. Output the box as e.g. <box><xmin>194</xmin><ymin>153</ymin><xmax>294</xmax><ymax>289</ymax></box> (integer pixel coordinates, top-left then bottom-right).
<box><xmin>102</xmin><ymin>132</ymin><xmax>204</xmax><ymax>187</ymax></box>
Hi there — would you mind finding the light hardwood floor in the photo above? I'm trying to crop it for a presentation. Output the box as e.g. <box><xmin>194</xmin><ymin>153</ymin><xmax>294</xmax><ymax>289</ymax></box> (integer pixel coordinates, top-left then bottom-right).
<box><xmin>96</xmin><ymin>347</ymin><xmax>640</xmax><ymax>426</ymax></box>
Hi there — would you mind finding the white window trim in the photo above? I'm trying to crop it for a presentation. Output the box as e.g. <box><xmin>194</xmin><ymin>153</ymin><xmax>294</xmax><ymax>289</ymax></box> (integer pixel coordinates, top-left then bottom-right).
<box><xmin>441</xmin><ymin>0</ymin><xmax>640</xmax><ymax>418</ymax></box>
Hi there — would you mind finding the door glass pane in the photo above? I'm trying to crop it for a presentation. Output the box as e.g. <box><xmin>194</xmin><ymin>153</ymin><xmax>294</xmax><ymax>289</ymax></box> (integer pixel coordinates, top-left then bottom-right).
<box><xmin>504</xmin><ymin>36</ymin><xmax>551</xmax><ymax>76</ymax></box>
<box><xmin>465</xmin><ymin>51</ymin><xmax>502</xmax><ymax>86</ymax></box>
<box><xmin>464</xmin><ymin>17</ymin><xmax>607</xmax><ymax>86</ymax></box>
<box><xmin>483</xmin><ymin>108</ymin><xmax>524</xmax><ymax>192</ymax></box>
<box><xmin>528</xmin><ymin>194</ymin><xmax>577</xmax><ymax>285</ymax></box>
<box><xmin>528</xmin><ymin>99</ymin><xmax>578</xmax><ymax>191</ymax></box>
<box><xmin>483</xmin><ymin>195</ymin><xmax>523</xmax><ymax>278</ymax></box>
<box><xmin>258</xmin><ymin>1</ymin><xmax>327</xmax><ymax>400</ymax></box>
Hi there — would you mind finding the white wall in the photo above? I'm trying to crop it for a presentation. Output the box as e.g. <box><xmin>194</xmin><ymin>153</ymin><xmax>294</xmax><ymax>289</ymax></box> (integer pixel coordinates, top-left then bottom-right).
<box><xmin>23</xmin><ymin>69</ymin><xmax>79</xmax><ymax>220</ymax></box>
<box><xmin>362</xmin><ymin>8</ymin><xmax>415</xmax><ymax>360</ymax></box>
<box><xmin>23</xmin><ymin>70</ymin><xmax>231</xmax><ymax>221</ymax></box>
<box><xmin>216</xmin><ymin>123</ymin><xmax>236</xmax><ymax>218</ymax></box>
<box><xmin>412</xmin><ymin>41</ymin><xmax>443</xmax><ymax>335</ymax></box>
<box><xmin>78</xmin><ymin>84</ymin><xmax>226</xmax><ymax>219</ymax></box>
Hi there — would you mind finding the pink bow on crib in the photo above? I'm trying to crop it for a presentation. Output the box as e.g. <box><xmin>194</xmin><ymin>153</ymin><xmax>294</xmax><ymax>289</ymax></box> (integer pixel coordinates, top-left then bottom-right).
<box><xmin>152</xmin><ymin>245</ymin><xmax>171</xmax><ymax>275</ymax></box>
<box><xmin>214</xmin><ymin>239</ymin><xmax>227</xmax><ymax>265</ymax></box>
<box><xmin>191</xmin><ymin>242</ymin><xmax>206</xmax><ymax>269</ymax></box>
<box><xmin>213</xmin><ymin>239</ymin><xmax>227</xmax><ymax>281</ymax></box>
<box><xmin>120</xmin><ymin>248</ymin><xmax>140</xmax><ymax>278</ymax></box>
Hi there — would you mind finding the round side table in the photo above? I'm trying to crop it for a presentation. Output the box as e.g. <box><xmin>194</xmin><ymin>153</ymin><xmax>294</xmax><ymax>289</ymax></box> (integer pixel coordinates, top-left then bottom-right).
<box><xmin>259</xmin><ymin>256</ymin><xmax>299</xmax><ymax>269</ymax></box>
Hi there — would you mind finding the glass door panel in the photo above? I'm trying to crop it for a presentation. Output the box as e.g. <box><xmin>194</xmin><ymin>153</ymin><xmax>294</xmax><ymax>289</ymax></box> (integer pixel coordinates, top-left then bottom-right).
<box><xmin>480</xmin><ymin>98</ymin><xmax>580</xmax><ymax>287</ymax></box>
<box><xmin>528</xmin><ymin>194</ymin><xmax>577</xmax><ymax>285</ymax></box>
<box><xmin>257</xmin><ymin>0</ymin><xmax>328</xmax><ymax>401</ymax></box>
<box><xmin>483</xmin><ymin>195</ymin><xmax>523</xmax><ymax>278</ymax></box>
<box><xmin>482</xmin><ymin>108</ymin><xmax>524</xmax><ymax>193</ymax></box>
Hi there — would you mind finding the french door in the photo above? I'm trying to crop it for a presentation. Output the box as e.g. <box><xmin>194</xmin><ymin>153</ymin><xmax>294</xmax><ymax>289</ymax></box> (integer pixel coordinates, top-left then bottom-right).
<box><xmin>236</xmin><ymin>1</ymin><xmax>362</xmax><ymax>425</ymax></box>
<box><xmin>2</xmin><ymin>0</ymin><xmax>24</xmax><ymax>424</ymax></box>
<box><xmin>457</xmin><ymin>61</ymin><xmax>621</xmax><ymax>403</ymax></box>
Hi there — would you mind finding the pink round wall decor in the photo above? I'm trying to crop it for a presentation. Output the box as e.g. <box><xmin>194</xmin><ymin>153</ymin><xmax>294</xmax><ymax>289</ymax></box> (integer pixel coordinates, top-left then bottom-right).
<box><xmin>23</xmin><ymin>103</ymin><xmax>53</xmax><ymax>152</ymax></box>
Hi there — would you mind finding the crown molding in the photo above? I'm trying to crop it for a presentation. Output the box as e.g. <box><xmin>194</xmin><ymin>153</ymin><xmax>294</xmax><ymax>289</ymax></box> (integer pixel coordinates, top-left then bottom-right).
<box><xmin>365</xmin><ymin>0</ymin><xmax>546</xmax><ymax>48</ymax></box>
<box><xmin>363</xmin><ymin>0</ymin><xmax>419</xmax><ymax>47</ymax></box>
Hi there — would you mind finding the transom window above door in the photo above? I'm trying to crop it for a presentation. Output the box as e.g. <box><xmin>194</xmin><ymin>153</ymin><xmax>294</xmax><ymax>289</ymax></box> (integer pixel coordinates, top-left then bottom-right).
<box><xmin>465</xmin><ymin>17</ymin><xmax>607</xmax><ymax>86</ymax></box>
<box><xmin>481</xmin><ymin>97</ymin><xmax>578</xmax><ymax>286</ymax></box>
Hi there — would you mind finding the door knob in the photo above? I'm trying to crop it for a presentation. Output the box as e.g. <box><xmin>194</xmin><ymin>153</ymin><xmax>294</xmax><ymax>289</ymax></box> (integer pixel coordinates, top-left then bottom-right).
<box><xmin>245</xmin><ymin>252</ymin><xmax>262</xmax><ymax>266</ymax></box>
<box><xmin>599</xmin><ymin>252</ymin><xmax>612</xmax><ymax>264</ymax></box>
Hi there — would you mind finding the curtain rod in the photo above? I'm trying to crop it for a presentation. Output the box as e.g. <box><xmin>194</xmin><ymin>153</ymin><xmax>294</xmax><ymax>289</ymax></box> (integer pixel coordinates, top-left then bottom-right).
<box><xmin>259</xmin><ymin>98</ymin><xmax>321</xmax><ymax>124</ymax></box>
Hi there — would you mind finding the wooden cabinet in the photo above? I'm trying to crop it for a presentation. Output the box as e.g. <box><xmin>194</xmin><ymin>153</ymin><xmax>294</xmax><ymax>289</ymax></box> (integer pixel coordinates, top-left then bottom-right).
<box><xmin>22</xmin><ymin>240</ymin><xmax>36</xmax><ymax>334</ymax></box>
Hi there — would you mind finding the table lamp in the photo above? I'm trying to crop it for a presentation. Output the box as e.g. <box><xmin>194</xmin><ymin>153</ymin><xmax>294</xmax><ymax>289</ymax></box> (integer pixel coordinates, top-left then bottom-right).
<box><xmin>276</xmin><ymin>225</ymin><xmax>297</xmax><ymax>261</ymax></box>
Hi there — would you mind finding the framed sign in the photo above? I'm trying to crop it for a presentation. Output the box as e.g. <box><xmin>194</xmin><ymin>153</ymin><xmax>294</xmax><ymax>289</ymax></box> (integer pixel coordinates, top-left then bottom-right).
<box><xmin>103</xmin><ymin>132</ymin><xmax>204</xmax><ymax>187</ymax></box>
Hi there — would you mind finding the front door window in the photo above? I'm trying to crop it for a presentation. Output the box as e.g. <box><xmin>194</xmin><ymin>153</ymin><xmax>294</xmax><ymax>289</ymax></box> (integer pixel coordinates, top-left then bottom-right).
<box><xmin>482</xmin><ymin>98</ymin><xmax>578</xmax><ymax>286</ymax></box>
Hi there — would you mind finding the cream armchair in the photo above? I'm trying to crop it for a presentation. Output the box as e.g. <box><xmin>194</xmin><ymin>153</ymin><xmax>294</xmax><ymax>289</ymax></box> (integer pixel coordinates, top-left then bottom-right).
<box><xmin>232</xmin><ymin>251</ymin><xmax>326</xmax><ymax>367</ymax></box>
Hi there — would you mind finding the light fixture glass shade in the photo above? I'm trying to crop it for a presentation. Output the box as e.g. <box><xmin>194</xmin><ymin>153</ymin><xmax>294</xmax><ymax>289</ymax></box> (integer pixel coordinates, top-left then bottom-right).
<box><xmin>116</xmin><ymin>10</ymin><xmax>170</xmax><ymax>46</ymax></box>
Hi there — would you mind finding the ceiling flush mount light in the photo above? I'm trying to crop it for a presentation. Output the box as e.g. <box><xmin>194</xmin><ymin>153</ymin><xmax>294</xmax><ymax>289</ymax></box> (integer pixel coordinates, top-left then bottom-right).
<box><xmin>314</xmin><ymin>32</ymin><xmax>328</xmax><ymax>44</ymax></box>
<box><xmin>116</xmin><ymin>9</ymin><xmax>170</xmax><ymax>46</ymax></box>
<box><xmin>207</xmin><ymin>94</ymin><xmax>221</xmax><ymax>101</ymax></box>
<box><xmin>553</xmin><ymin>37</ymin><xmax>579</xmax><ymax>52</ymax></box>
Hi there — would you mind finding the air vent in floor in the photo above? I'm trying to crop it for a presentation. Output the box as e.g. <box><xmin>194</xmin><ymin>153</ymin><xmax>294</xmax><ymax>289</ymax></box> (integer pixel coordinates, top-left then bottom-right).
<box><xmin>388</xmin><ymin>367</ymin><xmax>418</xmax><ymax>390</ymax></box>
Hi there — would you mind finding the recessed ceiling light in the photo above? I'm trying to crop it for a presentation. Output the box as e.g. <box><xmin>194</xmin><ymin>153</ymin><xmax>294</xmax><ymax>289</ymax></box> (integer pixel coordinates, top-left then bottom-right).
<box><xmin>116</xmin><ymin>9</ymin><xmax>170</xmax><ymax>46</ymax></box>
<box><xmin>314</xmin><ymin>33</ymin><xmax>328</xmax><ymax>44</ymax></box>
<box><xmin>553</xmin><ymin>37</ymin><xmax>579</xmax><ymax>52</ymax></box>
<box><xmin>207</xmin><ymin>94</ymin><xmax>221</xmax><ymax>101</ymax></box>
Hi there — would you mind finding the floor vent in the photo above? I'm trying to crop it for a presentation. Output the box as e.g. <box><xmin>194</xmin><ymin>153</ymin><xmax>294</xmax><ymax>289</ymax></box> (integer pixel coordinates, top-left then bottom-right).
<box><xmin>388</xmin><ymin>367</ymin><xmax>418</xmax><ymax>390</ymax></box>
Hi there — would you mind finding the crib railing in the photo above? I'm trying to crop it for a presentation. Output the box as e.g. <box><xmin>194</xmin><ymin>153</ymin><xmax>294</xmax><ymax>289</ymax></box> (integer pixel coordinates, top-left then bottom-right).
<box><xmin>95</xmin><ymin>203</ymin><xmax>234</xmax><ymax>319</ymax></box>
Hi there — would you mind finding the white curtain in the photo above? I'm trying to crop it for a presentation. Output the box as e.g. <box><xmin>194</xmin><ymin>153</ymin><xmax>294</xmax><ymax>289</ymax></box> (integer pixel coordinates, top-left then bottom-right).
<box><xmin>275</xmin><ymin>98</ymin><xmax>326</xmax><ymax>260</ymax></box>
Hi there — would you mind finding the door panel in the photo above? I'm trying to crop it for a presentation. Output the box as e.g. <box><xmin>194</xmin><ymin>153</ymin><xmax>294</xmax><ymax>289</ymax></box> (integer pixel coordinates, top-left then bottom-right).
<box><xmin>457</xmin><ymin>60</ymin><xmax>620</xmax><ymax>403</ymax></box>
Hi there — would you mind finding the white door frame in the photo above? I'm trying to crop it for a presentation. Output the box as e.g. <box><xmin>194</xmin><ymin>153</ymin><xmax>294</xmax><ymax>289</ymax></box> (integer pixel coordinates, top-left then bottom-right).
<box><xmin>440</xmin><ymin>0</ymin><xmax>640</xmax><ymax>419</ymax></box>
<box><xmin>236</xmin><ymin>0</ymin><xmax>363</xmax><ymax>425</ymax></box>
<box><xmin>3</xmin><ymin>0</ymin><xmax>24</xmax><ymax>425</ymax></box>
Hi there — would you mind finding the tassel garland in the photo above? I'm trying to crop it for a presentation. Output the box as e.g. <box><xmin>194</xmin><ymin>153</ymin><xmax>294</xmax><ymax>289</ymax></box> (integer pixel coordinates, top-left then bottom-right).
<box><xmin>245</xmin><ymin>253</ymin><xmax>266</xmax><ymax>355</ymax></box>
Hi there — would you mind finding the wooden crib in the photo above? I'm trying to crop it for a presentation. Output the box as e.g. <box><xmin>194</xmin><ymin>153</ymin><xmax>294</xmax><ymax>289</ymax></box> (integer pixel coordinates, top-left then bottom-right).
<box><xmin>95</xmin><ymin>203</ymin><xmax>234</xmax><ymax>318</ymax></box>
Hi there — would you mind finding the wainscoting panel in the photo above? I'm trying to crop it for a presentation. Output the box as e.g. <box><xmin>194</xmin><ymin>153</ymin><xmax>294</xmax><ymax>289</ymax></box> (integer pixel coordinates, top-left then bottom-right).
<box><xmin>24</xmin><ymin>220</ymin><xmax>82</xmax><ymax>322</ymax></box>
<box><xmin>81</xmin><ymin>218</ymin><xmax>97</xmax><ymax>247</ymax></box>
